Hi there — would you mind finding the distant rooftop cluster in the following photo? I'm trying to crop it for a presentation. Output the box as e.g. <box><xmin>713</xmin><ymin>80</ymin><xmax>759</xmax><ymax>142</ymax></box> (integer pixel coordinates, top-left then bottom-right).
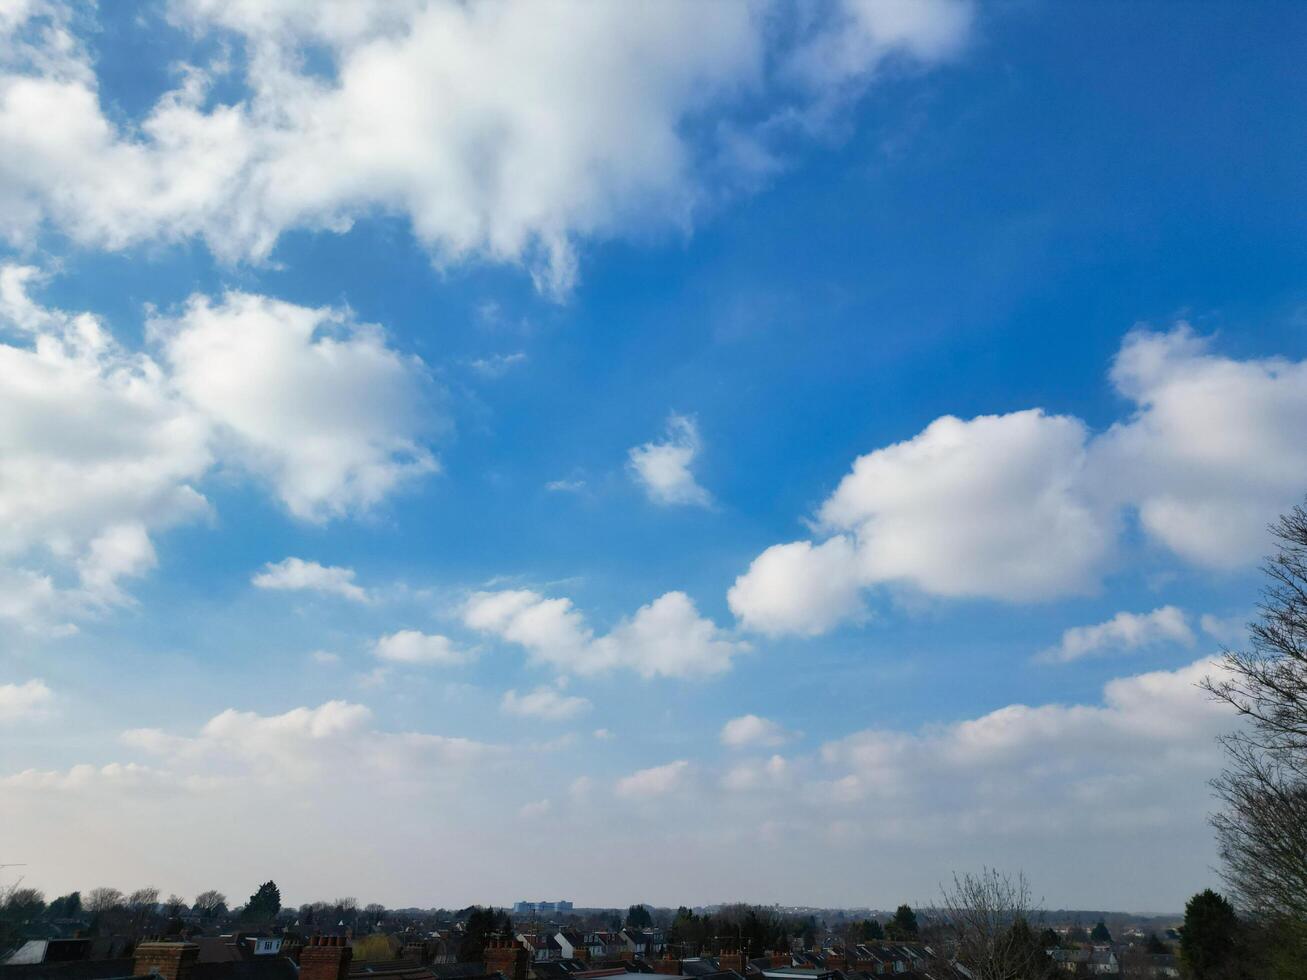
<box><xmin>0</xmin><ymin>919</ymin><xmax>1186</xmax><ymax>980</ymax></box>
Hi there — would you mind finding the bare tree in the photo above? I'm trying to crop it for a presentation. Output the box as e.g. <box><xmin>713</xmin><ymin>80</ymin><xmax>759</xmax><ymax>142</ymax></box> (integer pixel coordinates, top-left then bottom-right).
<box><xmin>164</xmin><ymin>895</ymin><xmax>188</xmax><ymax>918</ymax></box>
<box><xmin>0</xmin><ymin>877</ymin><xmax>39</xmax><ymax>948</ymax></box>
<box><xmin>85</xmin><ymin>888</ymin><xmax>125</xmax><ymax>914</ymax></box>
<box><xmin>1203</xmin><ymin>502</ymin><xmax>1307</xmax><ymax>924</ymax></box>
<box><xmin>194</xmin><ymin>890</ymin><xmax>227</xmax><ymax>917</ymax></box>
<box><xmin>934</xmin><ymin>869</ymin><xmax>1052</xmax><ymax>980</ymax></box>
<box><xmin>4</xmin><ymin>887</ymin><xmax>44</xmax><ymax>913</ymax></box>
<box><xmin>129</xmin><ymin>887</ymin><xmax>160</xmax><ymax>909</ymax></box>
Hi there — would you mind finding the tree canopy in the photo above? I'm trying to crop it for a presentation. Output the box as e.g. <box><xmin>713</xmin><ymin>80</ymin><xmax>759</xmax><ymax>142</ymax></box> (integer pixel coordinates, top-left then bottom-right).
<box><xmin>244</xmin><ymin>881</ymin><xmax>281</xmax><ymax>922</ymax></box>
<box><xmin>885</xmin><ymin>904</ymin><xmax>918</xmax><ymax>941</ymax></box>
<box><xmin>458</xmin><ymin>906</ymin><xmax>512</xmax><ymax>961</ymax></box>
<box><xmin>625</xmin><ymin>904</ymin><xmax>653</xmax><ymax>929</ymax></box>
<box><xmin>1180</xmin><ymin>890</ymin><xmax>1241</xmax><ymax>980</ymax></box>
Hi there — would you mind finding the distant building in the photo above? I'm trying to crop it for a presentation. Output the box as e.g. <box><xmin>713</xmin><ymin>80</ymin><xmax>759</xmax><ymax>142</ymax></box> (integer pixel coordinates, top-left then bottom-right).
<box><xmin>512</xmin><ymin>901</ymin><xmax>574</xmax><ymax>914</ymax></box>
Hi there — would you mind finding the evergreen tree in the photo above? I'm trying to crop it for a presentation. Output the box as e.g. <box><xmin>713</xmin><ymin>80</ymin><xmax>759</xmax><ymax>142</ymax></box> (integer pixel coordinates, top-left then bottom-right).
<box><xmin>244</xmin><ymin>881</ymin><xmax>281</xmax><ymax>923</ymax></box>
<box><xmin>626</xmin><ymin>904</ymin><xmax>653</xmax><ymax>930</ymax></box>
<box><xmin>458</xmin><ymin>907</ymin><xmax>503</xmax><ymax>961</ymax></box>
<box><xmin>885</xmin><ymin>905</ymin><xmax>918</xmax><ymax>941</ymax></box>
<box><xmin>859</xmin><ymin>919</ymin><xmax>884</xmax><ymax>941</ymax></box>
<box><xmin>1180</xmin><ymin>890</ymin><xmax>1242</xmax><ymax>980</ymax></box>
<box><xmin>48</xmin><ymin>892</ymin><xmax>81</xmax><ymax>919</ymax></box>
<box><xmin>1090</xmin><ymin>920</ymin><xmax>1112</xmax><ymax>944</ymax></box>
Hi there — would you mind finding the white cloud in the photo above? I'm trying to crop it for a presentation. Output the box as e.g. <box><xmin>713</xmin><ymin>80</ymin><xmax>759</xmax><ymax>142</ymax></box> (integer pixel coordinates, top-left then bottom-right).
<box><xmin>0</xmin><ymin>267</ymin><xmax>436</xmax><ymax>633</ymax></box>
<box><xmin>0</xmin><ymin>657</ymin><xmax>1241</xmax><ymax>911</ymax></box>
<box><xmin>592</xmin><ymin>728</ymin><xmax>613</xmax><ymax>740</ymax></box>
<box><xmin>615</xmin><ymin>760</ymin><xmax>689</xmax><ymax>800</ymax></box>
<box><xmin>1200</xmin><ymin>612</ymin><xmax>1250</xmax><ymax>647</ymax></box>
<box><xmin>1038</xmin><ymin>606</ymin><xmax>1194</xmax><ymax>665</ymax></box>
<box><xmin>820</xmin><ymin>409</ymin><xmax>1108</xmax><ymax>600</ymax></box>
<box><xmin>628</xmin><ymin>414</ymin><xmax>711</xmax><ymax>507</ymax></box>
<box><xmin>310</xmin><ymin>650</ymin><xmax>342</xmax><ymax>666</ymax></box>
<box><xmin>501</xmin><ymin>686</ymin><xmax>591</xmax><ymax>722</ymax></box>
<box><xmin>728</xmin><ymin>536</ymin><xmax>865</xmax><ymax>636</ymax></box>
<box><xmin>372</xmin><ymin>630</ymin><xmax>470</xmax><ymax>666</ymax></box>
<box><xmin>0</xmin><ymin>695</ymin><xmax>524</xmax><ymax>904</ymax></box>
<box><xmin>1092</xmin><ymin>326</ymin><xmax>1307</xmax><ymax>568</ymax></box>
<box><xmin>519</xmin><ymin>798</ymin><xmax>552</xmax><ymax>819</ymax></box>
<box><xmin>0</xmin><ymin>266</ymin><xmax>210</xmax><ymax>631</ymax></box>
<box><xmin>153</xmin><ymin>292</ymin><xmax>436</xmax><ymax>521</ymax></box>
<box><xmin>722</xmin><ymin>753</ymin><xmax>791</xmax><ymax>792</ymax></box>
<box><xmin>121</xmin><ymin>699</ymin><xmax>498</xmax><ymax>782</ymax></box>
<box><xmin>817</xmin><ymin>657</ymin><xmax>1232</xmax><ymax>839</ymax></box>
<box><xmin>0</xmin><ymin>762</ymin><xmax>193</xmax><ymax>795</ymax></box>
<box><xmin>0</xmin><ymin>679</ymin><xmax>53</xmax><ymax>723</ymax></box>
<box><xmin>464</xmin><ymin>588</ymin><xmax>744</xmax><ymax>678</ymax></box>
<box><xmin>0</xmin><ymin>1</ymin><xmax>973</xmax><ymax>295</ymax></box>
<box><xmin>468</xmin><ymin>351</ymin><xmax>527</xmax><ymax>378</ymax></box>
<box><xmin>732</xmin><ymin>326</ymin><xmax>1307</xmax><ymax>634</ymax></box>
<box><xmin>545</xmin><ymin>478</ymin><xmax>586</xmax><ymax>493</ymax></box>
<box><xmin>252</xmin><ymin>557</ymin><xmax>369</xmax><ymax>602</ymax></box>
<box><xmin>720</xmin><ymin>714</ymin><xmax>790</xmax><ymax>748</ymax></box>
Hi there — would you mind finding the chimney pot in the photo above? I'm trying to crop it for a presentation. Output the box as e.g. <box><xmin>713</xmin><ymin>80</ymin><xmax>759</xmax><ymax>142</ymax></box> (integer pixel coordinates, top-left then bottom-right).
<box><xmin>133</xmin><ymin>942</ymin><xmax>199</xmax><ymax>980</ymax></box>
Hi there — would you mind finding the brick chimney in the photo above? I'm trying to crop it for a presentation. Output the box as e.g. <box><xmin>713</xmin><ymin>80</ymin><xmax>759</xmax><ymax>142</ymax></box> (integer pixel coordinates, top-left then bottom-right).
<box><xmin>483</xmin><ymin>938</ymin><xmax>528</xmax><ymax>980</ymax></box>
<box><xmin>134</xmin><ymin>941</ymin><xmax>199</xmax><ymax>980</ymax></box>
<box><xmin>301</xmin><ymin>935</ymin><xmax>353</xmax><ymax>980</ymax></box>
<box><xmin>717</xmin><ymin>951</ymin><xmax>745</xmax><ymax>973</ymax></box>
<box><xmin>769</xmin><ymin>951</ymin><xmax>792</xmax><ymax>968</ymax></box>
<box><xmin>401</xmin><ymin>940</ymin><xmax>430</xmax><ymax>964</ymax></box>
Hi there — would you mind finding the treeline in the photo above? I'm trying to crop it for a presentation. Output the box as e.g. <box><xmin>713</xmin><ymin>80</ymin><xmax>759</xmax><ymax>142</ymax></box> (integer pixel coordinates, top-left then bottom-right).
<box><xmin>0</xmin><ymin>880</ymin><xmax>418</xmax><ymax>946</ymax></box>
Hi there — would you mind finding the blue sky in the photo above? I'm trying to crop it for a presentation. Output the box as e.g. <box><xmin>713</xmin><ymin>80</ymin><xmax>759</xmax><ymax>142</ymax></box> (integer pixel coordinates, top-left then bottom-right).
<box><xmin>1</xmin><ymin>0</ymin><xmax>1305</xmax><ymax>913</ymax></box>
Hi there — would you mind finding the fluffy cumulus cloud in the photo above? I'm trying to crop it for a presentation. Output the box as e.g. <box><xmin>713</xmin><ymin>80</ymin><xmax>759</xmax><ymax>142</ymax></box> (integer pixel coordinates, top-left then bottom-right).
<box><xmin>252</xmin><ymin>557</ymin><xmax>369</xmax><ymax>602</ymax></box>
<box><xmin>720</xmin><ymin>714</ymin><xmax>790</xmax><ymax>748</ymax></box>
<box><xmin>372</xmin><ymin>630</ymin><xmax>470</xmax><ymax>666</ymax></box>
<box><xmin>0</xmin><ymin>678</ymin><xmax>53</xmax><ymax>723</ymax></box>
<box><xmin>119</xmin><ymin>699</ymin><xmax>497</xmax><ymax>782</ymax></box>
<box><xmin>628</xmin><ymin>414</ymin><xmax>712</xmax><ymax>507</ymax></box>
<box><xmin>732</xmin><ymin>327</ymin><xmax>1307</xmax><ymax>635</ymax></box>
<box><xmin>820</xmin><ymin>410</ymin><xmax>1108</xmax><ymax>600</ymax></box>
<box><xmin>615</xmin><ymin>759</ymin><xmax>690</xmax><ymax>800</ymax></box>
<box><xmin>501</xmin><ymin>685</ymin><xmax>591</xmax><ymax>722</ymax></box>
<box><xmin>464</xmin><ymin>588</ymin><xmax>744</xmax><ymax>678</ymax></box>
<box><xmin>0</xmin><ymin>695</ymin><xmax>514</xmax><ymax>897</ymax></box>
<box><xmin>721</xmin><ymin>753</ymin><xmax>791</xmax><ymax>793</ymax></box>
<box><xmin>815</xmin><ymin>657</ymin><xmax>1232</xmax><ymax>840</ymax></box>
<box><xmin>1038</xmin><ymin>606</ymin><xmax>1195</xmax><ymax>665</ymax></box>
<box><xmin>152</xmin><ymin>293</ymin><xmax>435</xmax><ymax>521</ymax></box>
<box><xmin>0</xmin><ymin>658</ymin><xmax>1238</xmax><ymax>907</ymax></box>
<box><xmin>727</xmin><ymin>536</ymin><xmax>865</xmax><ymax>637</ymax></box>
<box><xmin>0</xmin><ymin>266</ymin><xmax>211</xmax><ymax>631</ymax></box>
<box><xmin>0</xmin><ymin>268</ymin><xmax>435</xmax><ymax>633</ymax></box>
<box><xmin>1092</xmin><ymin>327</ymin><xmax>1307</xmax><ymax>568</ymax></box>
<box><xmin>0</xmin><ymin>0</ymin><xmax>973</xmax><ymax>295</ymax></box>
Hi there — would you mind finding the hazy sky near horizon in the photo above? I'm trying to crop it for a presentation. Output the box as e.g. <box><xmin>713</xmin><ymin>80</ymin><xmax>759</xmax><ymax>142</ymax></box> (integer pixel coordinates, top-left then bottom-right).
<box><xmin>1</xmin><ymin>0</ymin><xmax>1306</xmax><ymax>914</ymax></box>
